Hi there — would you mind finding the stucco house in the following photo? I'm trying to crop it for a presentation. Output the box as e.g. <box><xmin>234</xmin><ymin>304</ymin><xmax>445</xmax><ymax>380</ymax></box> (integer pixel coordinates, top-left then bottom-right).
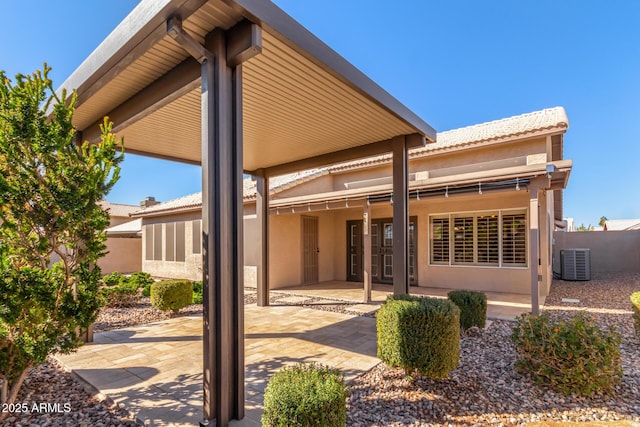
<box><xmin>99</xmin><ymin>201</ymin><xmax>143</xmax><ymax>274</ymax></box>
<box><xmin>130</xmin><ymin>106</ymin><xmax>571</xmax><ymax>299</ymax></box>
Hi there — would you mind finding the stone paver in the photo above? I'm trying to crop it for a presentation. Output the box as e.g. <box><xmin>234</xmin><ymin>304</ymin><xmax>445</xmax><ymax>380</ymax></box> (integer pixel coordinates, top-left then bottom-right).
<box><xmin>276</xmin><ymin>281</ymin><xmax>539</xmax><ymax>320</ymax></box>
<box><xmin>57</xmin><ymin>303</ymin><xmax>378</xmax><ymax>426</ymax></box>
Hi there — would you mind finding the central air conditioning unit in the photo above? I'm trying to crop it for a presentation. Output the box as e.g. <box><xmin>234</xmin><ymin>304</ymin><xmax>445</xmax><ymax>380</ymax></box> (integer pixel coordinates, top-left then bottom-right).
<box><xmin>560</xmin><ymin>249</ymin><xmax>591</xmax><ymax>281</ymax></box>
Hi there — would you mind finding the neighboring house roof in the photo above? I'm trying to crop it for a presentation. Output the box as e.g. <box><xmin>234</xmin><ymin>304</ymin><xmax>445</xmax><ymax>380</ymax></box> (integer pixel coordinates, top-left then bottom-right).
<box><xmin>98</xmin><ymin>201</ymin><xmax>140</xmax><ymax>218</ymax></box>
<box><xmin>132</xmin><ymin>106</ymin><xmax>569</xmax><ymax>218</ymax></box>
<box><xmin>604</xmin><ymin>219</ymin><xmax>640</xmax><ymax>231</ymax></box>
<box><xmin>132</xmin><ymin>168</ymin><xmax>327</xmax><ymax>217</ymax></box>
<box><xmin>106</xmin><ymin>218</ymin><xmax>142</xmax><ymax>237</ymax></box>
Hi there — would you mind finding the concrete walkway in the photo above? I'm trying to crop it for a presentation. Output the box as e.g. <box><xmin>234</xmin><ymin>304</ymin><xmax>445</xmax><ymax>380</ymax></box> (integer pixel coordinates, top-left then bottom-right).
<box><xmin>56</xmin><ymin>294</ymin><xmax>378</xmax><ymax>426</ymax></box>
<box><xmin>276</xmin><ymin>281</ymin><xmax>540</xmax><ymax>320</ymax></box>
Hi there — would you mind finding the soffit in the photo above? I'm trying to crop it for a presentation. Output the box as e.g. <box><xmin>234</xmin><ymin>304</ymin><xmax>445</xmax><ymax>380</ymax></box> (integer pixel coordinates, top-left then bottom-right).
<box><xmin>67</xmin><ymin>0</ymin><xmax>433</xmax><ymax>171</ymax></box>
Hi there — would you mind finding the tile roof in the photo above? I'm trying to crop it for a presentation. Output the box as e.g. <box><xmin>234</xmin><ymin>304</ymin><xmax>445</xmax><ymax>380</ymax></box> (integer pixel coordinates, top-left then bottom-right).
<box><xmin>329</xmin><ymin>107</ymin><xmax>568</xmax><ymax>172</ymax></box>
<box><xmin>133</xmin><ymin>169</ymin><xmax>327</xmax><ymax>216</ymax></box>
<box><xmin>106</xmin><ymin>218</ymin><xmax>142</xmax><ymax>236</ymax></box>
<box><xmin>132</xmin><ymin>107</ymin><xmax>568</xmax><ymax>217</ymax></box>
<box><xmin>605</xmin><ymin>219</ymin><xmax>640</xmax><ymax>231</ymax></box>
<box><xmin>97</xmin><ymin>201</ymin><xmax>140</xmax><ymax>218</ymax></box>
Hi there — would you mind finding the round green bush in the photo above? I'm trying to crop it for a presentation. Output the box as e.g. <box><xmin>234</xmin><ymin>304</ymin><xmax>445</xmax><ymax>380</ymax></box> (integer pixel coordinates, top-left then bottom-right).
<box><xmin>447</xmin><ymin>289</ymin><xmax>487</xmax><ymax>329</ymax></box>
<box><xmin>376</xmin><ymin>295</ymin><xmax>460</xmax><ymax>379</ymax></box>
<box><xmin>631</xmin><ymin>291</ymin><xmax>640</xmax><ymax>337</ymax></box>
<box><xmin>150</xmin><ymin>280</ymin><xmax>193</xmax><ymax>314</ymax></box>
<box><xmin>262</xmin><ymin>363</ymin><xmax>347</xmax><ymax>427</ymax></box>
<box><xmin>512</xmin><ymin>311</ymin><xmax>622</xmax><ymax>396</ymax></box>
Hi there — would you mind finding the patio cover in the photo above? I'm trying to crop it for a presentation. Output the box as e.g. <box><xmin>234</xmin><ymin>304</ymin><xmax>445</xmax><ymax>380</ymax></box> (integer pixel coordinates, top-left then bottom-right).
<box><xmin>59</xmin><ymin>0</ymin><xmax>436</xmax><ymax>425</ymax></box>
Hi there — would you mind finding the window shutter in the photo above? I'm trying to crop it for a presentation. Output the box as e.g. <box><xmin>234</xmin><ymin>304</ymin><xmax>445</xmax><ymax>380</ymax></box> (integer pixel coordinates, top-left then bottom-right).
<box><xmin>453</xmin><ymin>216</ymin><xmax>474</xmax><ymax>264</ymax></box>
<box><xmin>477</xmin><ymin>214</ymin><xmax>499</xmax><ymax>265</ymax></box>
<box><xmin>502</xmin><ymin>213</ymin><xmax>527</xmax><ymax>266</ymax></box>
<box><xmin>430</xmin><ymin>217</ymin><xmax>449</xmax><ymax>264</ymax></box>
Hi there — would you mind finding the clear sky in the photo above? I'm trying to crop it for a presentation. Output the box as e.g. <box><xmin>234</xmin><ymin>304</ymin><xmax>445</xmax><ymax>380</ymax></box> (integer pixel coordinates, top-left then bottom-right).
<box><xmin>2</xmin><ymin>1</ymin><xmax>639</xmax><ymax>227</ymax></box>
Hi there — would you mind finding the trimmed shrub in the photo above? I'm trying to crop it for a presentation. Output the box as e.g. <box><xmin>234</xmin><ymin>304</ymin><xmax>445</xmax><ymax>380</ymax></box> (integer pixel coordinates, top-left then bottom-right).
<box><xmin>632</xmin><ymin>291</ymin><xmax>640</xmax><ymax>337</ymax></box>
<box><xmin>512</xmin><ymin>311</ymin><xmax>622</xmax><ymax>396</ymax></box>
<box><xmin>376</xmin><ymin>295</ymin><xmax>460</xmax><ymax>379</ymax></box>
<box><xmin>150</xmin><ymin>280</ymin><xmax>193</xmax><ymax>314</ymax></box>
<box><xmin>447</xmin><ymin>290</ymin><xmax>487</xmax><ymax>329</ymax></box>
<box><xmin>192</xmin><ymin>281</ymin><xmax>203</xmax><ymax>304</ymax></box>
<box><xmin>262</xmin><ymin>363</ymin><xmax>347</xmax><ymax>427</ymax></box>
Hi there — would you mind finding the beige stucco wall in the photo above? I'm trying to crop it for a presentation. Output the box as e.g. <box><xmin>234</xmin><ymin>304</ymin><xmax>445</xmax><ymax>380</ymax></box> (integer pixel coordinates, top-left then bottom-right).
<box><xmin>553</xmin><ymin>230</ymin><xmax>640</xmax><ymax>274</ymax></box>
<box><xmin>141</xmin><ymin>211</ymin><xmax>202</xmax><ymax>281</ymax></box>
<box><xmin>100</xmin><ymin>237</ymin><xmax>142</xmax><ymax>274</ymax></box>
<box><xmin>138</xmin><ymin>134</ymin><xmax>561</xmax><ymax>294</ymax></box>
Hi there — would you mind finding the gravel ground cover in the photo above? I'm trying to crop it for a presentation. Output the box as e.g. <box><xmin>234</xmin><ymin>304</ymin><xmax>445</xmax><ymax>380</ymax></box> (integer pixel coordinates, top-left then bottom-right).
<box><xmin>347</xmin><ymin>273</ymin><xmax>640</xmax><ymax>426</ymax></box>
<box><xmin>4</xmin><ymin>275</ymin><xmax>639</xmax><ymax>426</ymax></box>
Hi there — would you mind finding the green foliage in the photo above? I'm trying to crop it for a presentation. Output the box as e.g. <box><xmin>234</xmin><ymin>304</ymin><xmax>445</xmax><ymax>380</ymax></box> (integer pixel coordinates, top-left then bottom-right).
<box><xmin>447</xmin><ymin>290</ymin><xmax>487</xmax><ymax>329</ymax></box>
<box><xmin>150</xmin><ymin>280</ymin><xmax>193</xmax><ymax>314</ymax></box>
<box><xmin>128</xmin><ymin>271</ymin><xmax>153</xmax><ymax>289</ymax></box>
<box><xmin>192</xmin><ymin>280</ymin><xmax>203</xmax><ymax>304</ymax></box>
<box><xmin>142</xmin><ymin>283</ymin><xmax>152</xmax><ymax>298</ymax></box>
<box><xmin>0</xmin><ymin>64</ymin><xmax>123</xmax><ymax>408</ymax></box>
<box><xmin>262</xmin><ymin>363</ymin><xmax>347</xmax><ymax>427</ymax></box>
<box><xmin>102</xmin><ymin>272</ymin><xmax>125</xmax><ymax>287</ymax></box>
<box><xmin>631</xmin><ymin>291</ymin><xmax>640</xmax><ymax>337</ymax></box>
<box><xmin>512</xmin><ymin>312</ymin><xmax>622</xmax><ymax>396</ymax></box>
<box><xmin>101</xmin><ymin>271</ymin><xmax>153</xmax><ymax>307</ymax></box>
<box><xmin>376</xmin><ymin>295</ymin><xmax>460</xmax><ymax>379</ymax></box>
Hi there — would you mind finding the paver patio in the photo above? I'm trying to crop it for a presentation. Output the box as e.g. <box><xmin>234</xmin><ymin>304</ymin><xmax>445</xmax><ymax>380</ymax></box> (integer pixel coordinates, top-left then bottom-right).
<box><xmin>56</xmin><ymin>302</ymin><xmax>379</xmax><ymax>426</ymax></box>
<box><xmin>56</xmin><ymin>283</ymin><xmax>535</xmax><ymax>426</ymax></box>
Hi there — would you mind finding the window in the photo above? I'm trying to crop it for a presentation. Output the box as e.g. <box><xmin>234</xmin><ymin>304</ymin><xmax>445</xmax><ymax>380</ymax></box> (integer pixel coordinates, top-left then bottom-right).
<box><xmin>502</xmin><ymin>213</ymin><xmax>527</xmax><ymax>266</ymax></box>
<box><xmin>430</xmin><ymin>217</ymin><xmax>449</xmax><ymax>264</ymax></box>
<box><xmin>430</xmin><ymin>210</ymin><xmax>526</xmax><ymax>268</ymax></box>
<box><xmin>175</xmin><ymin>221</ymin><xmax>186</xmax><ymax>262</ymax></box>
<box><xmin>165</xmin><ymin>223</ymin><xmax>175</xmax><ymax>261</ymax></box>
<box><xmin>192</xmin><ymin>220</ymin><xmax>202</xmax><ymax>255</ymax></box>
<box><xmin>477</xmin><ymin>214</ymin><xmax>499</xmax><ymax>265</ymax></box>
<box><xmin>153</xmin><ymin>224</ymin><xmax>163</xmax><ymax>261</ymax></box>
<box><xmin>453</xmin><ymin>216</ymin><xmax>474</xmax><ymax>264</ymax></box>
<box><xmin>144</xmin><ymin>224</ymin><xmax>154</xmax><ymax>260</ymax></box>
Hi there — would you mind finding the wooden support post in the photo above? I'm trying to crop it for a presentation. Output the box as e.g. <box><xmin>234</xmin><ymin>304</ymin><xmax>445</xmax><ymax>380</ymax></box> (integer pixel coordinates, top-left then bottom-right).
<box><xmin>256</xmin><ymin>170</ymin><xmax>270</xmax><ymax>307</ymax></box>
<box><xmin>392</xmin><ymin>135</ymin><xmax>409</xmax><ymax>295</ymax></box>
<box><xmin>363</xmin><ymin>202</ymin><xmax>372</xmax><ymax>303</ymax></box>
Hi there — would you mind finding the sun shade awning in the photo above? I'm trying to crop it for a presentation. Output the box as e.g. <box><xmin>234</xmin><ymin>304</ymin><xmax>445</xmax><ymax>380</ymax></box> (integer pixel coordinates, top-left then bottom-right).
<box><xmin>60</xmin><ymin>0</ymin><xmax>436</xmax><ymax>171</ymax></box>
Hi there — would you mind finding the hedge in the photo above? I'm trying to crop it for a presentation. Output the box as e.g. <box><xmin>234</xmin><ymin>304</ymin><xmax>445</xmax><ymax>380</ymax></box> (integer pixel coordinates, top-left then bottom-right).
<box><xmin>376</xmin><ymin>295</ymin><xmax>460</xmax><ymax>379</ymax></box>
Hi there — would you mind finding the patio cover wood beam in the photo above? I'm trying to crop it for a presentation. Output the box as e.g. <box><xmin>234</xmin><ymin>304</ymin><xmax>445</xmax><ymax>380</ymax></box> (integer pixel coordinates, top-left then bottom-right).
<box><xmin>392</xmin><ymin>135</ymin><xmax>409</xmax><ymax>295</ymax></box>
<box><xmin>64</xmin><ymin>0</ymin><xmax>208</xmax><ymax>106</ymax></box>
<box><xmin>260</xmin><ymin>133</ymin><xmax>425</xmax><ymax>178</ymax></box>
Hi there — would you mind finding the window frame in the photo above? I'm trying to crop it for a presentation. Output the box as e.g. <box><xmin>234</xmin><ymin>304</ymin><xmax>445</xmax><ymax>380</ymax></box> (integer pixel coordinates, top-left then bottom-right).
<box><xmin>429</xmin><ymin>208</ymin><xmax>527</xmax><ymax>269</ymax></box>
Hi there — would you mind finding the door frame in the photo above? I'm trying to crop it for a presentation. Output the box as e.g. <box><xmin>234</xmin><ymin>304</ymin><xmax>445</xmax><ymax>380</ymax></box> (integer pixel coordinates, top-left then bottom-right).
<box><xmin>346</xmin><ymin>216</ymin><xmax>417</xmax><ymax>285</ymax></box>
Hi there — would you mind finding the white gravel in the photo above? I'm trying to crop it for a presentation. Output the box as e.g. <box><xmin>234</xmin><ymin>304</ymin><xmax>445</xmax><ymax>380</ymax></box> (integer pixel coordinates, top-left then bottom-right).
<box><xmin>4</xmin><ymin>275</ymin><xmax>639</xmax><ymax>426</ymax></box>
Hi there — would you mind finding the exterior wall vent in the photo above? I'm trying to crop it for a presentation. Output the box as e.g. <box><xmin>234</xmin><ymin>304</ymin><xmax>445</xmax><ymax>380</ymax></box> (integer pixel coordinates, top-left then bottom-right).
<box><xmin>560</xmin><ymin>248</ymin><xmax>591</xmax><ymax>281</ymax></box>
